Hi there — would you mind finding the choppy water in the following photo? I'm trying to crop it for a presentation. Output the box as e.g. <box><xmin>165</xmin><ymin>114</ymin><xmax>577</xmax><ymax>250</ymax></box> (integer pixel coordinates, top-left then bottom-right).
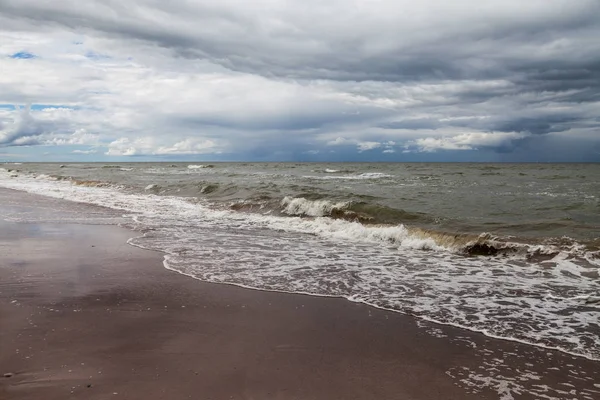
<box><xmin>1</xmin><ymin>162</ymin><xmax>599</xmax><ymax>361</ymax></box>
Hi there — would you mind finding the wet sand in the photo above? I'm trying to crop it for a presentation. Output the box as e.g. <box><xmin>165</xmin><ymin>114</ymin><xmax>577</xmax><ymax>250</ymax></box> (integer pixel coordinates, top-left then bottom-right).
<box><xmin>1</xmin><ymin>189</ymin><xmax>599</xmax><ymax>400</ymax></box>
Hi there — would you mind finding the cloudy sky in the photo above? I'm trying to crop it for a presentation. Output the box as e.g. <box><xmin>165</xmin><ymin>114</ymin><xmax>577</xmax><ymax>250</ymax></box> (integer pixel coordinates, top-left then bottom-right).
<box><xmin>1</xmin><ymin>0</ymin><xmax>599</xmax><ymax>162</ymax></box>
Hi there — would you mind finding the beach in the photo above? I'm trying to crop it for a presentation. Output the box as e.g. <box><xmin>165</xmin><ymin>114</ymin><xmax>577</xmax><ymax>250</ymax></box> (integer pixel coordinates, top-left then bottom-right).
<box><xmin>2</xmin><ymin>163</ymin><xmax>599</xmax><ymax>363</ymax></box>
<box><xmin>1</xmin><ymin>188</ymin><xmax>599</xmax><ymax>399</ymax></box>
<box><xmin>2</xmin><ymin>0</ymin><xmax>599</xmax><ymax>396</ymax></box>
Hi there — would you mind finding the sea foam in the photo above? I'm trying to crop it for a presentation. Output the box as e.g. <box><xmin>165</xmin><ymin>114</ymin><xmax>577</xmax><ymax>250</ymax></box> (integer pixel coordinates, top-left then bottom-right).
<box><xmin>187</xmin><ymin>164</ymin><xmax>213</xmax><ymax>169</ymax></box>
<box><xmin>303</xmin><ymin>172</ymin><xmax>394</xmax><ymax>180</ymax></box>
<box><xmin>281</xmin><ymin>196</ymin><xmax>348</xmax><ymax>217</ymax></box>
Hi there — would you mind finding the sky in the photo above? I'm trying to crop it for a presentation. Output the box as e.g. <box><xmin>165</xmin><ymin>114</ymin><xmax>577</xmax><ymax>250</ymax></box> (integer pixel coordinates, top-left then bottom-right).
<box><xmin>0</xmin><ymin>0</ymin><xmax>599</xmax><ymax>162</ymax></box>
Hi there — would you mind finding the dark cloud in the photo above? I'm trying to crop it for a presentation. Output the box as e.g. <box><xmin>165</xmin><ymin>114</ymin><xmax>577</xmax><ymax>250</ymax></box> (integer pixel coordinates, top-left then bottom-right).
<box><xmin>0</xmin><ymin>0</ymin><xmax>599</xmax><ymax>160</ymax></box>
<box><xmin>378</xmin><ymin>118</ymin><xmax>441</xmax><ymax>131</ymax></box>
<box><xmin>1</xmin><ymin>1</ymin><xmax>598</xmax><ymax>81</ymax></box>
<box><xmin>491</xmin><ymin>116</ymin><xmax>580</xmax><ymax>135</ymax></box>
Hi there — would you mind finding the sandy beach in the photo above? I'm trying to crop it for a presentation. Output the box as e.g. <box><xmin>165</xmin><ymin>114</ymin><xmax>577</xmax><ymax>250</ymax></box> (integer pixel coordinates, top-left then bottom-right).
<box><xmin>1</xmin><ymin>188</ymin><xmax>599</xmax><ymax>400</ymax></box>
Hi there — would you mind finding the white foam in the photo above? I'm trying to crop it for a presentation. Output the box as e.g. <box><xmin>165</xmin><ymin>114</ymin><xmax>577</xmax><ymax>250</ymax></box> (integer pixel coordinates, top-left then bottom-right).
<box><xmin>187</xmin><ymin>164</ymin><xmax>211</xmax><ymax>169</ymax></box>
<box><xmin>447</xmin><ymin>346</ymin><xmax>597</xmax><ymax>400</ymax></box>
<box><xmin>281</xmin><ymin>196</ymin><xmax>348</xmax><ymax>217</ymax></box>
<box><xmin>303</xmin><ymin>172</ymin><xmax>394</xmax><ymax>180</ymax></box>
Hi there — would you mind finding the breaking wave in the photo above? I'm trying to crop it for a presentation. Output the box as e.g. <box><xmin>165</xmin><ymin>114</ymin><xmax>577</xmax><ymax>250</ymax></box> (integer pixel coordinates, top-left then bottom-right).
<box><xmin>187</xmin><ymin>164</ymin><xmax>215</xmax><ymax>169</ymax></box>
<box><xmin>281</xmin><ymin>196</ymin><xmax>349</xmax><ymax>217</ymax></box>
<box><xmin>273</xmin><ymin>196</ymin><xmax>598</xmax><ymax>262</ymax></box>
<box><xmin>304</xmin><ymin>172</ymin><xmax>394</xmax><ymax>180</ymax></box>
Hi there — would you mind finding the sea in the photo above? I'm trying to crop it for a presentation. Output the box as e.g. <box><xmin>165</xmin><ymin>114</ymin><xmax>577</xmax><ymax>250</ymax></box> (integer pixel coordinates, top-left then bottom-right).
<box><xmin>1</xmin><ymin>162</ymin><xmax>599</xmax><ymax>365</ymax></box>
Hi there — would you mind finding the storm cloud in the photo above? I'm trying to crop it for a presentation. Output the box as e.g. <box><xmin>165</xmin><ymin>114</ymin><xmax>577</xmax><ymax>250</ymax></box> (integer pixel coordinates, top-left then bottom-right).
<box><xmin>0</xmin><ymin>0</ymin><xmax>598</xmax><ymax>161</ymax></box>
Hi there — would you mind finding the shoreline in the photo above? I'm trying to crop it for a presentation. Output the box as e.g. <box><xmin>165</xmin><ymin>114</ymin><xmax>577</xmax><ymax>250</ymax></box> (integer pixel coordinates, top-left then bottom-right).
<box><xmin>1</xmin><ymin>188</ymin><xmax>599</xmax><ymax>399</ymax></box>
<box><xmin>131</xmin><ymin>239</ymin><xmax>600</xmax><ymax>365</ymax></box>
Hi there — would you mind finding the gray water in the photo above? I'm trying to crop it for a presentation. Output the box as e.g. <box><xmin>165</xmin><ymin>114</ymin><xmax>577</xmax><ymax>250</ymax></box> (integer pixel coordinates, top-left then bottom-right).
<box><xmin>1</xmin><ymin>162</ymin><xmax>599</xmax><ymax>362</ymax></box>
<box><xmin>5</xmin><ymin>162</ymin><xmax>600</xmax><ymax>241</ymax></box>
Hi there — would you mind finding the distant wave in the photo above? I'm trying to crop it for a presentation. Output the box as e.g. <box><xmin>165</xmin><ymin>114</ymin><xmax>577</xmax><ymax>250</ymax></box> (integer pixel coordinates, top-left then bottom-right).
<box><xmin>188</xmin><ymin>164</ymin><xmax>215</xmax><ymax>169</ymax></box>
<box><xmin>304</xmin><ymin>172</ymin><xmax>394</xmax><ymax>180</ymax></box>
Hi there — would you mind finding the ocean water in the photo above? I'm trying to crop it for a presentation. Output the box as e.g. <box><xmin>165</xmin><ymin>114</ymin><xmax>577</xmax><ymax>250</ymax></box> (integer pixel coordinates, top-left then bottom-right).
<box><xmin>1</xmin><ymin>162</ymin><xmax>599</xmax><ymax>362</ymax></box>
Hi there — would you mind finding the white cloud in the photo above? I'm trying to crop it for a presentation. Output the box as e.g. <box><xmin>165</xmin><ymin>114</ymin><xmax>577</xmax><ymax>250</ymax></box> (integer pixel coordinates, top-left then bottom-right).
<box><xmin>105</xmin><ymin>138</ymin><xmax>139</xmax><ymax>156</ymax></box>
<box><xmin>405</xmin><ymin>131</ymin><xmax>529</xmax><ymax>152</ymax></box>
<box><xmin>357</xmin><ymin>141</ymin><xmax>381</xmax><ymax>152</ymax></box>
<box><xmin>155</xmin><ymin>138</ymin><xmax>219</xmax><ymax>155</ymax></box>
<box><xmin>326</xmin><ymin>137</ymin><xmax>351</xmax><ymax>146</ymax></box>
<box><xmin>408</xmin><ymin>137</ymin><xmax>473</xmax><ymax>152</ymax></box>
<box><xmin>106</xmin><ymin>136</ymin><xmax>219</xmax><ymax>156</ymax></box>
<box><xmin>327</xmin><ymin>137</ymin><xmax>398</xmax><ymax>153</ymax></box>
<box><xmin>72</xmin><ymin>149</ymin><xmax>97</xmax><ymax>154</ymax></box>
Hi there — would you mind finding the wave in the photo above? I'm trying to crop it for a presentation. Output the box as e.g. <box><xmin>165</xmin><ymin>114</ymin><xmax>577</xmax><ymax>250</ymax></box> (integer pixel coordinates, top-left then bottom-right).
<box><xmin>15</xmin><ymin>173</ymin><xmax>124</xmax><ymax>190</ymax></box>
<box><xmin>278</xmin><ymin>196</ymin><xmax>429</xmax><ymax>225</ymax></box>
<box><xmin>317</xmin><ymin>168</ymin><xmax>355</xmax><ymax>173</ymax></box>
<box><xmin>275</xmin><ymin>197</ymin><xmax>600</xmax><ymax>261</ymax></box>
<box><xmin>2</xmin><ymin>169</ymin><xmax>598</xmax><ymax>266</ymax></box>
<box><xmin>188</xmin><ymin>164</ymin><xmax>215</xmax><ymax>169</ymax></box>
<box><xmin>72</xmin><ymin>179</ymin><xmax>114</xmax><ymax>188</ymax></box>
<box><xmin>303</xmin><ymin>172</ymin><xmax>394</xmax><ymax>180</ymax></box>
<box><xmin>230</xmin><ymin>196</ymin><xmax>478</xmax><ymax>252</ymax></box>
<box><xmin>229</xmin><ymin>197</ymin><xmax>273</xmax><ymax>213</ymax></box>
<box><xmin>345</xmin><ymin>201</ymin><xmax>428</xmax><ymax>224</ymax></box>
<box><xmin>199</xmin><ymin>183</ymin><xmax>219</xmax><ymax>194</ymax></box>
<box><xmin>281</xmin><ymin>196</ymin><xmax>349</xmax><ymax>217</ymax></box>
<box><xmin>541</xmin><ymin>174</ymin><xmax>572</xmax><ymax>180</ymax></box>
<box><xmin>96</xmin><ymin>166</ymin><xmax>133</xmax><ymax>172</ymax></box>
